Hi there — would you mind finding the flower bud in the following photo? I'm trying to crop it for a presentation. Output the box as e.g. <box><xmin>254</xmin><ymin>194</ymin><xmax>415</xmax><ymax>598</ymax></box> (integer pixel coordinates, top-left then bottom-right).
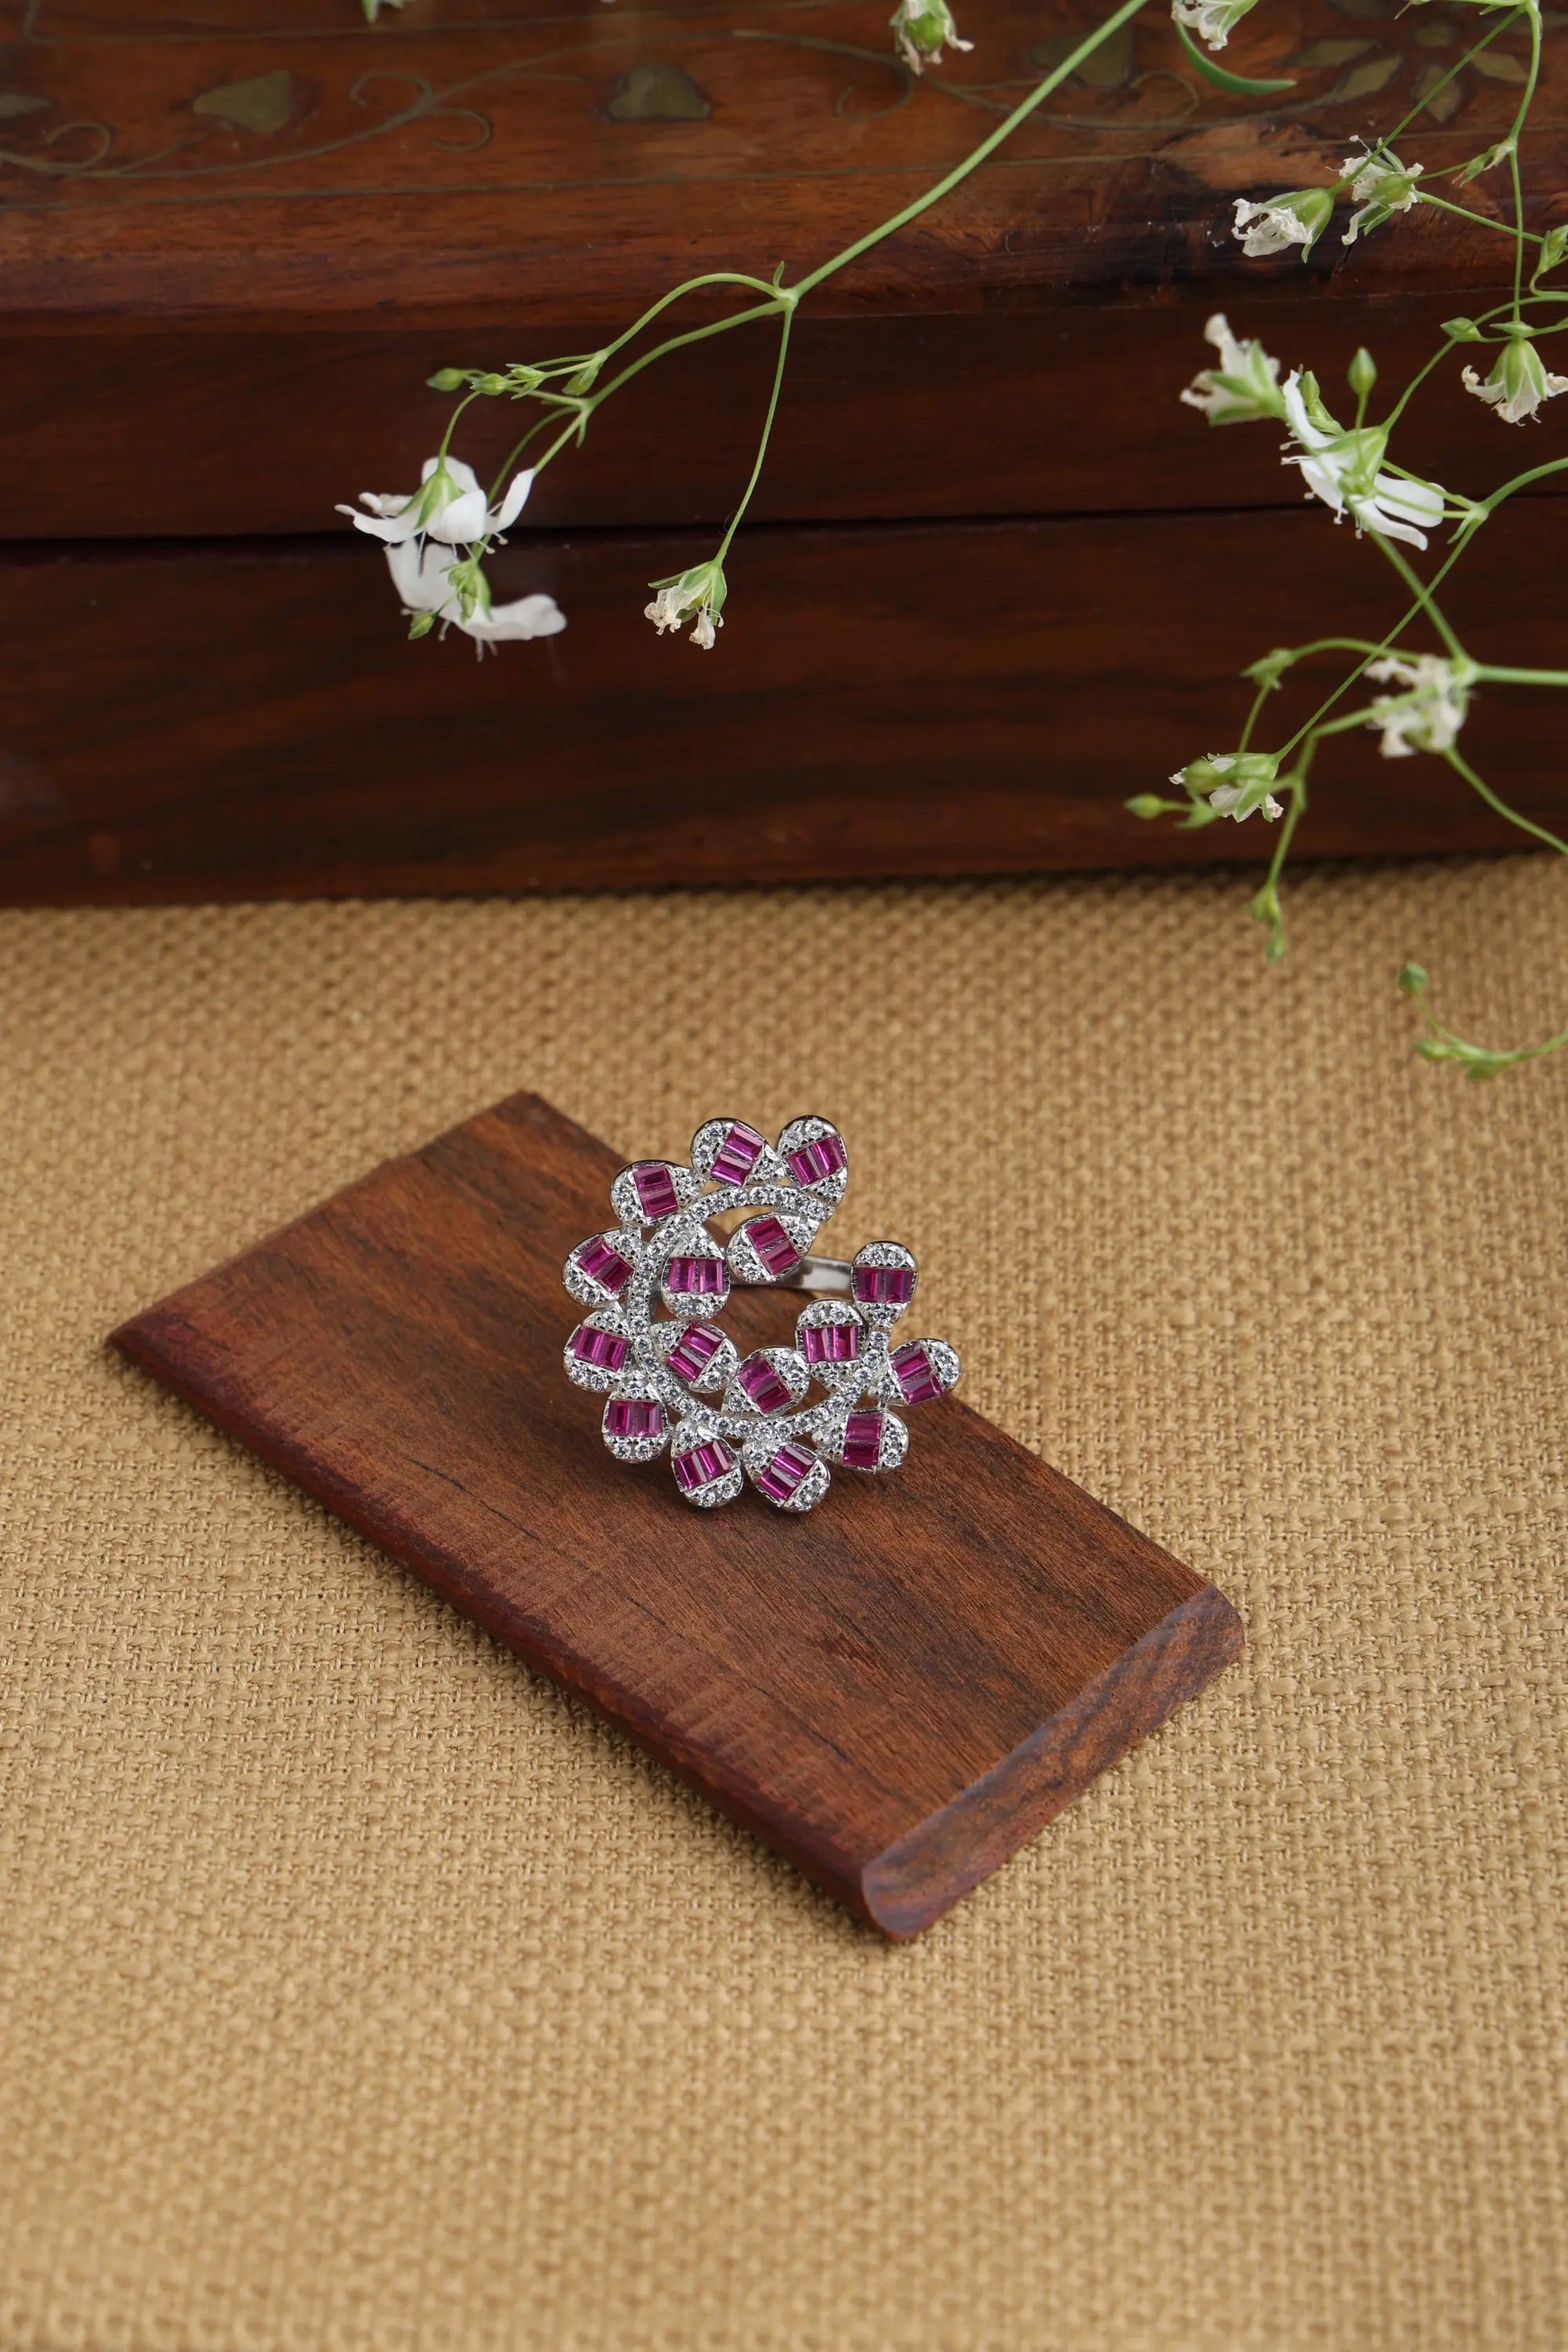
<box><xmin>426</xmin><ymin>367</ymin><xmax>467</xmax><ymax>392</ymax></box>
<box><xmin>1347</xmin><ymin>346</ymin><xmax>1377</xmax><ymax>400</ymax></box>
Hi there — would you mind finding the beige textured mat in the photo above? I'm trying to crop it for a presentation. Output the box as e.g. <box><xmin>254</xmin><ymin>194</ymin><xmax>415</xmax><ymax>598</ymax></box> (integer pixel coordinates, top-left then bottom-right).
<box><xmin>1</xmin><ymin>863</ymin><xmax>1565</xmax><ymax>2352</ymax></box>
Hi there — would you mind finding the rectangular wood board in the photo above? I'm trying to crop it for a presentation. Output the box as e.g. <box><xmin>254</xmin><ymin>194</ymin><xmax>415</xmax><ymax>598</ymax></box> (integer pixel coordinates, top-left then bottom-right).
<box><xmin>111</xmin><ymin>1092</ymin><xmax>1242</xmax><ymax>1936</ymax></box>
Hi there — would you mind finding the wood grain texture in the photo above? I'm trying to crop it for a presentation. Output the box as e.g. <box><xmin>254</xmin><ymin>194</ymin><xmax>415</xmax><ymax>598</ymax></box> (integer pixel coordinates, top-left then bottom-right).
<box><xmin>0</xmin><ymin>0</ymin><xmax>1557</xmax><ymax>324</ymax></box>
<box><xmin>2</xmin><ymin>499</ymin><xmax>1562</xmax><ymax>902</ymax></box>
<box><xmin>110</xmin><ymin>1090</ymin><xmax>1242</xmax><ymax>1936</ymax></box>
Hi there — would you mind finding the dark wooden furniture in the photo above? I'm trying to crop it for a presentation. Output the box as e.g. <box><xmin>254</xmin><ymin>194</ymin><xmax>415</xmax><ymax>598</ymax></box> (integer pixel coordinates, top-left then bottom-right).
<box><xmin>3</xmin><ymin>0</ymin><xmax>1562</xmax><ymax>898</ymax></box>
<box><xmin>111</xmin><ymin>1092</ymin><xmax>1243</xmax><ymax>1935</ymax></box>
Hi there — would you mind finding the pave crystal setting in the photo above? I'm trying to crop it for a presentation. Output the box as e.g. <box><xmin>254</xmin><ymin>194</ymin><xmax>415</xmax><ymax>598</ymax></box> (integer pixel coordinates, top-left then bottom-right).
<box><xmin>562</xmin><ymin>1118</ymin><xmax>961</xmax><ymax>1512</ymax></box>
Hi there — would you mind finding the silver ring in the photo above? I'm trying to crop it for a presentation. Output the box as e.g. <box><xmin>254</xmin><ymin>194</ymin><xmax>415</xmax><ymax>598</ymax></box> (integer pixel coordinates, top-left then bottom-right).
<box><xmin>562</xmin><ymin>1117</ymin><xmax>961</xmax><ymax>1512</ymax></box>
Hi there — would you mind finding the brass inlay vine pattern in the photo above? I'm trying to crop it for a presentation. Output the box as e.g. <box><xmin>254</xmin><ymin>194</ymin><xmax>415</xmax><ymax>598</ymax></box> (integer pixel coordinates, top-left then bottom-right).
<box><xmin>0</xmin><ymin>2</ymin><xmax>1553</xmax><ymax>202</ymax></box>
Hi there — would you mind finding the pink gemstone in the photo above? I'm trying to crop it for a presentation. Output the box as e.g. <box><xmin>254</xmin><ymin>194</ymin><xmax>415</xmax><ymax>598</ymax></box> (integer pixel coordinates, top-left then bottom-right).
<box><xmin>891</xmin><ymin>1341</ymin><xmax>943</xmax><ymax>1404</ymax></box>
<box><xmin>754</xmin><ymin>1441</ymin><xmax>815</xmax><ymax>1504</ymax></box>
<box><xmin>631</xmin><ymin>1162</ymin><xmax>680</xmax><ymax>1220</ymax></box>
<box><xmin>604</xmin><ymin>1397</ymin><xmax>665</xmax><ymax>1440</ymax></box>
<box><xmin>667</xmin><ymin>1324</ymin><xmax>724</xmax><ymax>1383</ymax></box>
<box><xmin>571</xmin><ymin>1326</ymin><xmax>628</xmax><ymax>1372</ymax></box>
<box><xmin>575</xmin><ymin>1235</ymin><xmax>633</xmax><ymax>1294</ymax></box>
<box><xmin>803</xmin><ymin>1319</ymin><xmax>859</xmax><ymax>1367</ymax></box>
<box><xmin>674</xmin><ymin>1438</ymin><xmax>735</xmax><ymax>1494</ymax></box>
<box><xmin>666</xmin><ymin>1254</ymin><xmax>727</xmax><ymax>1296</ymax></box>
<box><xmin>744</xmin><ymin>1217</ymin><xmax>801</xmax><ymax>1280</ymax></box>
<box><xmin>842</xmin><ymin>1410</ymin><xmax>885</xmax><ymax>1471</ymax></box>
<box><xmin>786</xmin><ymin>1133</ymin><xmax>847</xmax><ymax>1187</ymax></box>
<box><xmin>736</xmin><ymin>1354</ymin><xmax>792</xmax><ymax>1414</ymax></box>
<box><xmin>711</xmin><ymin>1121</ymin><xmax>766</xmax><ymax>1184</ymax></box>
<box><xmin>852</xmin><ymin>1262</ymin><xmax>913</xmax><ymax>1306</ymax></box>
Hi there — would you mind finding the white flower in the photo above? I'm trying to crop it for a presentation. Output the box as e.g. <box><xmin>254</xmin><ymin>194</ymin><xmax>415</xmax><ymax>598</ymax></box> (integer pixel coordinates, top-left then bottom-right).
<box><xmin>1462</xmin><ymin>330</ymin><xmax>1568</xmax><ymax>425</ymax></box>
<box><xmin>1341</xmin><ymin>144</ymin><xmax>1423</xmax><ymax>246</ymax></box>
<box><xmin>1364</xmin><ymin>656</ymin><xmax>1473</xmax><ymax>759</ymax></box>
<box><xmin>889</xmin><ymin>0</ymin><xmax>972</xmax><ymax>73</ymax></box>
<box><xmin>1171</xmin><ymin>0</ymin><xmax>1262</xmax><ymax>52</ymax></box>
<box><xmin>645</xmin><ymin>558</ymin><xmax>727</xmax><ymax>649</ymax></box>
<box><xmin>387</xmin><ymin>540</ymin><xmax>566</xmax><ymax>653</ymax></box>
<box><xmin>1232</xmin><ymin>187</ymin><xmax>1334</xmax><ymax>259</ymax></box>
<box><xmin>1180</xmin><ymin>312</ymin><xmax>1286</xmax><ymax>425</ymax></box>
<box><xmin>1280</xmin><ymin>371</ymin><xmax>1446</xmax><ymax>550</ymax></box>
<box><xmin>1170</xmin><ymin>752</ymin><xmax>1283</xmax><ymax>822</ymax></box>
<box><xmin>337</xmin><ymin>456</ymin><xmax>534</xmax><ymax>547</ymax></box>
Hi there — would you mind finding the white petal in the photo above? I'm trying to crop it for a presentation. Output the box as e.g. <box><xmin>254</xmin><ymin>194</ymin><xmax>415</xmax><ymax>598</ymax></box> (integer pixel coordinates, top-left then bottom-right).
<box><xmin>387</xmin><ymin>539</ymin><xmax>460</xmax><ymax>613</ymax></box>
<box><xmin>463</xmin><ymin>591</ymin><xmax>567</xmax><ymax>641</ymax></box>
<box><xmin>425</xmin><ymin>487</ymin><xmax>489</xmax><ymax>545</ymax></box>
<box><xmin>348</xmin><ymin>505</ymin><xmax>423</xmax><ymax>543</ymax></box>
<box><xmin>491</xmin><ymin>468</ymin><xmax>536</xmax><ymax>533</ymax></box>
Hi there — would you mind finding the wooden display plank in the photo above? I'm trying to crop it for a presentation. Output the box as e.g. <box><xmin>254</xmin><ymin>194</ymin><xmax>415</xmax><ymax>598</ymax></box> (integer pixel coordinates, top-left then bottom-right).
<box><xmin>111</xmin><ymin>1092</ymin><xmax>1242</xmax><ymax>1937</ymax></box>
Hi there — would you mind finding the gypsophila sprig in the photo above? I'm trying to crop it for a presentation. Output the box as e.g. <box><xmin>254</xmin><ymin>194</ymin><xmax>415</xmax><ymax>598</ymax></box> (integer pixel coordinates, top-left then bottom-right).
<box><xmin>1231</xmin><ymin>186</ymin><xmax>1335</xmax><ymax>259</ymax></box>
<box><xmin>343</xmin><ymin>0</ymin><xmax>1567</xmax><ymax>1073</ymax></box>
<box><xmin>889</xmin><ymin>0</ymin><xmax>973</xmax><ymax>73</ymax></box>
<box><xmin>1341</xmin><ymin>145</ymin><xmax>1424</xmax><ymax>245</ymax></box>
<box><xmin>1170</xmin><ymin>0</ymin><xmax>1263</xmax><ymax>50</ymax></box>
<box><xmin>1180</xmin><ymin>313</ymin><xmax>1286</xmax><ymax>425</ymax></box>
<box><xmin>1462</xmin><ymin>322</ymin><xmax>1568</xmax><ymax>423</ymax></box>
<box><xmin>646</xmin><ymin>561</ymin><xmax>728</xmax><ymax>651</ymax></box>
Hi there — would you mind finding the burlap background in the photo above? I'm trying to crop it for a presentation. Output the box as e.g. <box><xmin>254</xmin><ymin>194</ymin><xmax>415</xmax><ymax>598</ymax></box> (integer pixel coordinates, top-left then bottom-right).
<box><xmin>2</xmin><ymin>861</ymin><xmax>1565</xmax><ymax>2352</ymax></box>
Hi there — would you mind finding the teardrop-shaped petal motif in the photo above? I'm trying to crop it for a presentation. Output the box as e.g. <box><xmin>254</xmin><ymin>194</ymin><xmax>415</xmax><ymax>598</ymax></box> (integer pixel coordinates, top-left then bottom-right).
<box><xmin>881</xmin><ymin>1337</ymin><xmax>962</xmax><ymax>1408</ymax></box>
<box><xmin>670</xmin><ymin>1429</ymin><xmax>744</xmax><ymax>1508</ymax></box>
<box><xmin>659</xmin><ymin>1238</ymin><xmax>730</xmax><ymax>1318</ymax></box>
<box><xmin>610</xmin><ymin>1159</ymin><xmax>703</xmax><ymax>1229</ymax></box>
<box><xmin>829</xmin><ymin>1405</ymin><xmax>909</xmax><ymax>1475</ymax></box>
<box><xmin>794</xmin><ymin>1299</ymin><xmax>866</xmax><ymax>1393</ymax></box>
<box><xmin>601</xmin><ymin>1382</ymin><xmax>669</xmax><ymax>1462</ymax></box>
<box><xmin>849</xmin><ymin>1240</ymin><xmax>917</xmax><ymax>1327</ymax></box>
<box><xmin>775</xmin><ymin>1114</ymin><xmax>849</xmax><ymax>1208</ymax></box>
<box><xmin>744</xmin><ymin>1433</ymin><xmax>831</xmax><ymax>1512</ymax></box>
<box><xmin>565</xmin><ymin>1229</ymin><xmax>641</xmax><ymax>1308</ymax></box>
<box><xmin>654</xmin><ymin>1318</ymin><xmax>738</xmax><ymax>1396</ymax></box>
<box><xmin>727</xmin><ymin>1210</ymin><xmax>818</xmax><ymax>1286</ymax></box>
<box><xmin>690</xmin><ymin>1117</ymin><xmax>781</xmax><ymax>1189</ymax></box>
<box><xmin>727</xmin><ymin>1346</ymin><xmax>811</xmax><ymax>1417</ymax></box>
<box><xmin>563</xmin><ymin>1313</ymin><xmax>633</xmax><ymax>1391</ymax></box>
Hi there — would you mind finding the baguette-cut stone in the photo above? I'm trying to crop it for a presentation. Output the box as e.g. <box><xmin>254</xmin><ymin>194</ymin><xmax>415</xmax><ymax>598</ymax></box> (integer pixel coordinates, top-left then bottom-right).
<box><xmin>890</xmin><ymin>1341</ymin><xmax>943</xmax><ymax>1403</ymax></box>
<box><xmin>711</xmin><ymin>1121</ymin><xmax>767</xmax><ymax>1184</ymax></box>
<box><xmin>842</xmin><ymin>1410</ymin><xmax>886</xmax><ymax>1471</ymax></box>
<box><xmin>629</xmin><ymin>1161</ymin><xmax>681</xmax><ymax>1220</ymax></box>
<box><xmin>802</xmin><ymin>1319</ymin><xmax>859</xmax><ymax>1367</ymax></box>
<box><xmin>852</xmin><ymin>1263</ymin><xmax>913</xmax><ymax>1306</ymax></box>
<box><xmin>575</xmin><ymin>1235</ymin><xmax>634</xmax><ymax>1294</ymax></box>
<box><xmin>604</xmin><ymin>1397</ymin><xmax>666</xmax><ymax>1440</ymax></box>
<box><xmin>666</xmin><ymin>1254</ymin><xmax>727</xmax><ymax>1296</ymax></box>
<box><xmin>786</xmin><ymin>1133</ymin><xmax>847</xmax><ymax>1187</ymax></box>
<box><xmin>667</xmin><ymin>1324</ymin><xmax>724</xmax><ymax>1383</ymax></box>
<box><xmin>753</xmin><ymin>1441</ymin><xmax>815</xmax><ymax>1504</ymax></box>
<box><xmin>673</xmin><ymin>1438</ymin><xmax>735</xmax><ymax>1494</ymax></box>
<box><xmin>736</xmin><ymin>1353</ymin><xmax>792</xmax><ymax>1414</ymax></box>
<box><xmin>571</xmin><ymin>1325</ymin><xmax>628</xmax><ymax>1373</ymax></box>
<box><xmin>742</xmin><ymin>1216</ymin><xmax>801</xmax><ymax>1280</ymax></box>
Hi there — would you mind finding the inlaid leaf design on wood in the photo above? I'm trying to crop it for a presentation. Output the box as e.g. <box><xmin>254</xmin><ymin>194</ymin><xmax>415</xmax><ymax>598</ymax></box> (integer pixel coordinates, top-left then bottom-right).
<box><xmin>193</xmin><ymin>72</ymin><xmax>296</xmax><ymax>135</ymax></box>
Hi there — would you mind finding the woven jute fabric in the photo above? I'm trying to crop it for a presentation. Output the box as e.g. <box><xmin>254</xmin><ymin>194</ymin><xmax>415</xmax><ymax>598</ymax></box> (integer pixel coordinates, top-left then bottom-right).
<box><xmin>2</xmin><ymin>862</ymin><xmax>1564</xmax><ymax>2352</ymax></box>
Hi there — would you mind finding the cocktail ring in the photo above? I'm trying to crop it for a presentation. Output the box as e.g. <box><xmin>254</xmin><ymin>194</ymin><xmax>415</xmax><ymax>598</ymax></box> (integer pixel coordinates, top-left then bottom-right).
<box><xmin>562</xmin><ymin>1117</ymin><xmax>960</xmax><ymax>1512</ymax></box>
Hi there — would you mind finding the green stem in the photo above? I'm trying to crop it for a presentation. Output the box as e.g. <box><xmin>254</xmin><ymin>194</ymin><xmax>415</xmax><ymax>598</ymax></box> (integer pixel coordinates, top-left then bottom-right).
<box><xmin>1360</xmin><ymin>6</ymin><xmax>1524</xmax><ymax>177</ymax></box>
<box><xmin>1474</xmin><ymin>664</ymin><xmax>1568</xmax><ymax>686</ymax></box>
<box><xmin>1443</xmin><ymin>744</ymin><xmax>1568</xmax><ymax>855</ymax></box>
<box><xmin>1482</xmin><ymin>452</ymin><xmax>1568</xmax><ymax>510</ymax></box>
<box><xmin>1416</xmin><ymin>189</ymin><xmax>1543</xmax><ymax>246</ymax></box>
<box><xmin>716</xmin><ymin>305</ymin><xmax>795</xmax><ymax>566</ymax></box>
<box><xmin>1375</xmin><ymin>540</ymin><xmax>1466</xmax><ymax>662</ymax></box>
<box><xmin>790</xmin><ymin>0</ymin><xmax>1152</xmax><ymax>299</ymax></box>
<box><xmin>1508</xmin><ymin>2</ymin><xmax>1543</xmax><ymax>320</ymax></box>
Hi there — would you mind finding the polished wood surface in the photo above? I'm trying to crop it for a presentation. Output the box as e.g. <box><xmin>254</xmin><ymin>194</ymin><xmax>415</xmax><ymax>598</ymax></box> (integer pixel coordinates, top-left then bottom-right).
<box><xmin>0</xmin><ymin>0</ymin><xmax>1554</xmax><ymax>322</ymax></box>
<box><xmin>112</xmin><ymin>1090</ymin><xmax>1243</xmax><ymax>1936</ymax></box>
<box><xmin>2</xmin><ymin>498</ymin><xmax>1561</xmax><ymax>902</ymax></box>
